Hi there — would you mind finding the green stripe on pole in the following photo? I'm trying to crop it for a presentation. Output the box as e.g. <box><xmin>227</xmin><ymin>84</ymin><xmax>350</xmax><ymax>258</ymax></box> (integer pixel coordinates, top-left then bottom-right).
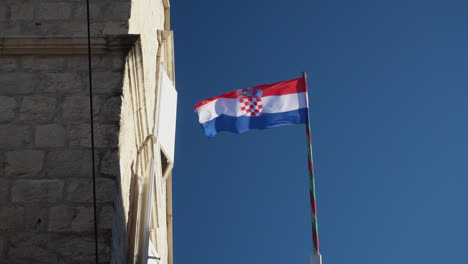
<box><xmin>304</xmin><ymin>73</ymin><xmax>320</xmax><ymax>255</ymax></box>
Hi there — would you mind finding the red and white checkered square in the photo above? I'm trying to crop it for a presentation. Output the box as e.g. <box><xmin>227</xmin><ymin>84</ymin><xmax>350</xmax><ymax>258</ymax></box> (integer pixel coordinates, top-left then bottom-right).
<box><xmin>239</xmin><ymin>96</ymin><xmax>263</xmax><ymax>117</ymax></box>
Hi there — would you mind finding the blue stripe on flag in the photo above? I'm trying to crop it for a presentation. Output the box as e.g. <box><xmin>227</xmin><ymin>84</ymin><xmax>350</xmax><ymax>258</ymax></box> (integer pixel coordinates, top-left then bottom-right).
<box><xmin>200</xmin><ymin>108</ymin><xmax>308</xmax><ymax>137</ymax></box>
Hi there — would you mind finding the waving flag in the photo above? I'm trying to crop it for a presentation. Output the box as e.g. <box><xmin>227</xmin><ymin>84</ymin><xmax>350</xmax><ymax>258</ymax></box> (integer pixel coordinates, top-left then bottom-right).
<box><xmin>195</xmin><ymin>77</ymin><xmax>308</xmax><ymax>137</ymax></box>
<box><xmin>195</xmin><ymin>74</ymin><xmax>321</xmax><ymax>257</ymax></box>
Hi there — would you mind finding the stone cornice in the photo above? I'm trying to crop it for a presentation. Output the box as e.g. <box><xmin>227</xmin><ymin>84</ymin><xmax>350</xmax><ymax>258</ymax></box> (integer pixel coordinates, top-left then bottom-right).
<box><xmin>0</xmin><ymin>35</ymin><xmax>140</xmax><ymax>55</ymax></box>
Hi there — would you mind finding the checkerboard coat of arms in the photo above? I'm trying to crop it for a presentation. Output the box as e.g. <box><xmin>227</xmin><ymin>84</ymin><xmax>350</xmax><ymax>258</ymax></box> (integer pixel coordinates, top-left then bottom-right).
<box><xmin>236</xmin><ymin>87</ymin><xmax>263</xmax><ymax>117</ymax></box>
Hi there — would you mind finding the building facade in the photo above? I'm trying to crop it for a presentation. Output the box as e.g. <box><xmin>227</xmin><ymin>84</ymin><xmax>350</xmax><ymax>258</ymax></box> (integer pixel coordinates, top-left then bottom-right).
<box><xmin>0</xmin><ymin>1</ymin><xmax>175</xmax><ymax>263</ymax></box>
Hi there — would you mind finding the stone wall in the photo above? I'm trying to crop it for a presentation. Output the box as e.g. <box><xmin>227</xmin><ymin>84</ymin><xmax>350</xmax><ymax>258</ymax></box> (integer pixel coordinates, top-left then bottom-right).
<box><xmin>0</xmin><ymin>0</ymin><xmax>174</xmax><ymax>263</ymax></box>
<box><xmin>0</xmin><ymin>37</ymin><xmax>136</xmax><ymax>263</ymax></box>
<box><xmin>0</xmin><ymin>0</ymin><xmax>131</xmax><ymax>36</ymax></box>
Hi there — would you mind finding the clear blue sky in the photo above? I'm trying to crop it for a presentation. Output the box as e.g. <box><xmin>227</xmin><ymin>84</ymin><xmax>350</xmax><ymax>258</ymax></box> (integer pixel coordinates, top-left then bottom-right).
<box><xmin>171</xmin><ymin>1</ymin><xmax>468</xmax><ymax>263</ymax></box>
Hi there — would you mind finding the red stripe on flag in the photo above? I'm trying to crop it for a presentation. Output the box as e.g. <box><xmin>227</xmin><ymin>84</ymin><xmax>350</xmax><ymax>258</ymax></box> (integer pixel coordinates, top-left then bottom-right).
<box><xmin>194</xmin><ymin>77</ymin><xmax>307</xmax><ymax>109</ymax></box>
<box><xmin>258</xmin><ymin>77</ymin><xmax>307</xmax><ymax>96</ymax></box>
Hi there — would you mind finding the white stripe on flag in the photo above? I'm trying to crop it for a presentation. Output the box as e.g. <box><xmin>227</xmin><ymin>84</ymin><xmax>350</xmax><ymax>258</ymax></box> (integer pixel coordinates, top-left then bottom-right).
<box><xmin>196</xmin><ymin>92</ymin><xmax>307</xmax><ymax>123</ymax></box>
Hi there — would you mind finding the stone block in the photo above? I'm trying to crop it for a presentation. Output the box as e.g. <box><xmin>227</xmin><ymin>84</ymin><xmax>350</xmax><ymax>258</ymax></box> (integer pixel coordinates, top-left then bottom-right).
<box><xmin>0</xmin><ymin>73</ymin><xmax>35</xmax><ymax>94</ymax></box>
<box><xmin>107</xmin><ymin>2</ymin><xmax>131</xmax><ymax>20</ymax></box>
<box><xmin>0</xmin><ymin>22</ymin><xmax>22</xmax><ymax>35</ymax></box>
<box><xmin>0</xmin><ymin>6</ymin><xmax>6</xmax><ymax>21</ymax></box>
<box><xmin>0</xmin><ymin>56</ymin><xmax>18</xmax><ymax>72</ymax></box>
<box><xmin>66</xmin><ymin>56</ymin><xmax>88</xmax><ymax>71</ymax></box>
<box><xmin>98</xmin><ymin>97</ymin><xmax>121</xmax><ymax>122</ymax></box>
<box><xmin>0</xmin><ymin>179</ymin><xmax>7</xmax><ymax>201</ymax></box>
<box><xmin>72</xmin><ymin>3</ymin><xmax>101</xmax><ymax>22</ymax></box>
<box><xmin>35</xmin><ymin>124</ymin><xmax>65</xmax><ymax>148</ymax></box>
<box><xmin>113</xmin><ymin>55</ymin><xmax>126</xmax><ymax>72</ymax></box>
<box><xmin>0</xmin><ymin>206</ymin><xmax>24</xmax><ymax>230</ymax></box>
<box><xmin>10</xmin><ymin>5</ymin><xmax>34</xmax><ymax>21</ymax></box>
<box><xmin>65</xmin><ymin>178</ymin><xmax>115</xmax><ymax>203</ymax></box>
<box><xmin>24</xmin><ymin>205</ymin><xmax>48</xmax><ymax>232</ymax></box>
<box><xmin>61</xmin><ymin>96</ymin><xmax>90</xmax><ymax>121</ymax></box>
<box><xmin>98</xmin><ymin>205</ymin><xmax>113</xmax><ymax>229</ymax></box>
<box><xmin>48</xmin><ymin>206</ymin><xmax>93</xmax><ymax>232</ymax></box>
<box><xmin>65</xmin><ymin>179</ymin><xmax>93</xmax><ymax>203</ymax></box>
<box><xmin>11</xmin><ymin>179</ymin><xmax>63</xmax><ymax>202</ymax></box>
<box><xmin>46</xmin><ymin>150</ymin><xmax>92</xmax><ymax>178</ymax></box>
<box><xmin>23</xmin><ymin>21</ymin><xmax>87</xmax><ymax>36</ymax></box>
<box><xmin>38</xmin><ymin>72</ymin><xmax>84</xmax><ymax>93</ymax></box>
<box><xmin>91</xmin><ymin>21</ymin><xmax>129</xmax><ymax>35</ymax></box>
<box><xmin>19</xmin><ymin>96</ymin><xmax>56</xmax><ymax>121</ymax></box>
<box><xmin>0</xmin><ymin>96</ymin><xmax>17</xmax><ymax>122</ymax></box>
<box><xmin>37</xmin><ymin>3</ymin><xmax>72</xmax><ymax>20</ymax></box>
<box><xmin>56</xmin><ymin>236</ymin><xmax>96</xmax><ymax>263</ymax></box>
<box><xmin>0</xmin><ymin>125</ymin><xmax>32</xmax><ymax>149</ymax></box>
<box><xmin>68</xmin><ymin>124</ymin><xmax>91</xmax><ymax>148</ymax></box>
<box><xmin>22</xmin><ymin>56</ymin><xmax>65</xmax><ymax>71</ymax></box>
<box><xmin>90</xmin><ymin>55</ymin><xmax>112</xmax><ymax>71</ymax></box>
<box><xmin>96</xmin><ymin>178</ymin><xmax>116</xmax><ymax>203</ymax></box>
<box><xmin>7</xmin><ymin>233</ymin><xmax>57</xmax><ymax>263</ymax></box>
<box><xmin>0</xmin><ymin>236</ymin><xmax>4</xmax><ymax>258</ymax></box>
<box><xmin>95</xmin><ymin>124</ymin><xmax>119</xmax><ymax>148</ymax></box>
<box><xmin>93</xmin><ymin>72</ymin><xmax>123</xmax><ymax>94</ymax></box>
<box><xmin>71</xmin><ymin>207</ymin><xmax>94</xmax><ymax>232</ymax></box>
<box><xmin>100</xmin><ymin>150</ymin><xmax>119</xmax><ymax>176</ymax></box>
<box><xmin>4</xmin><ymin>150</ymin><xmax>44</xmax><ymax>177</ymax></box>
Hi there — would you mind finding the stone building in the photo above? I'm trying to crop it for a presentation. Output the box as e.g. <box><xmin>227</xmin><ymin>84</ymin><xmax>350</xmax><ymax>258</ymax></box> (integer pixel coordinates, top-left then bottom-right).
<box><xmin>0</xmin><ymin>1</ymin><xmax>176</xmax><ymax>263</ymax></box>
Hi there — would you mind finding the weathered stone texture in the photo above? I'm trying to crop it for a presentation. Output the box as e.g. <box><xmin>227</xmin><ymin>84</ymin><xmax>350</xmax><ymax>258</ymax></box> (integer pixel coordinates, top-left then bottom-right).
<box><xmin>11</xmin><ymin>180</ymin><xmax>63</xmax><ymax>203</ymax></box>
<box><xmin>0</xmin><ymin>96</ymin><xmax>17</xmax><ymax>122</ymax></box>
<box><xmin>24</xmin><ymin>205</ymin><xmax>48</xmax><ymax>232</ymax></box>
<box><xmin>0</xmin><ymin>206</ymin><xmax>24</xmax><ymax>230</ymax></box>
<box><xmin>10</xmin><ymin>4</ymin><xmax>34</xmax><ymax>21</ymax></box>
<box><xmin>65</xmin><ymin>178</ymin><xmax>116</xmax><ymax>203</ymax></box>
<box><xmin>92</xmin><ymin>22</ymin><xmax>129</xmax><ymax>35</ymax></box>
<box><xmin>0</xmin><ymin>179</ymin><xmax>7</xmax><ymax>201</ymax></box>
<box><xmin>93</xmin><ymin>72</ymin><xmax>124</xmax><ymax>94</ymax></box>
<box><xmin>100</xmin><ymin>150</ymin><xmax>119</xmax><ymax>176</ymax></box>
<box><xmin>56</xmin><ymin>236</ymin><xmax>98</xmax><ymax>263</ymax></box>
<box><xmin>4</xmin><ymin>150</ymin><xmax>44</xmax><ymax>177</ymax></box>
<box><xmin>0</xmin><ymin>236</ymin><xmax>4</xmax><ymax>259</ymax></box>
<box><xmin>46</xmin><ymin>150</ymin><xmax>92</xmax><ymax>178</ymax></box>
<box><xmin>95</xmin><ymin>124</ymin><xmax>119</xmax><ymax>148</ymax></box>
<box><xmin>7</xmin><ymin>233</ymin><xmax>57</xmax><ymax>263</ymax></box>
<box><xmin>0</xmin><ymin>56</ymin><xmax>18</xmax><ymax>72</ymax></box>
<box><xmin>0</xmin><ymin>5</ymin><xmax>6</xmax><ymax>21</ymax></box>
<box><xmin>65</xmin><ymin>179</ymin><xmax>93</xmax><ymax>203</ymax></box>
<box><xmin>0</xmin><ymin>125</ymin><xmax>32</xmax><ymax>149</ymax></box>
<box><xmin>0</xmin><ymin>3</ymin><xmax>146</xmax><ymax>259</ymax></box>
<box><xmin>19</xmin><ymin>96</ymin><xmax>56</xmax><ymax>121</ymax></box>
<box><xmin>38</xmin><ymin>73</ymin><xmax>84</xmax><ymax>94</ymax></box>
<box><xmin>98</xmin><ymin>205</ymin><xmax>113</xmax><ymax>229</ymax></box>
<box><xmin>98</xmin><ymin>97</ymin><xmax>122</xmax><ymax>122</ymax></box>
<box><xmin>68</xmin><ymin>124</ymin><xmax>91</xmax><ymax>148</ymax></box>
<box><xmin>61</xmin><ymin>96</ymin><xmax>90</xmax><ymax>121</ymax></box>
<box><xmin>96</xmin><ymin>178</ymin><xmax>116</xmax><ymax>203</ymax></box>
<box><xmin>48</xmin><ymin>206</ymin><xmax>93</xmax><ymax>232</ymax></box>
<box><xmin>24</xmin><ymin>22</ymin><xmax>88</xmax><ymax>37</ymax></box>
<box><xmin>0</xmin><ymin>22</ymin><xmax>22</xmax><ymax>35</ymax></box>
<box><xmin>0</xmin><ymin>73</ymin><xmax>35</xmax><ymax>95</ymax></box>
<box><xmin>22</xmin><ymin>57</ymin><xmax>65</xmax><ymax>72</ymax></box>
<box><xmin>37</xmin><ymin>3</ymin><xmax>73</xmax><ymax>21</ymax></box>
<box><xmin>35</xmin><ymin>124</ymin><xmax>66</xmax><ymax>148</ymax></box>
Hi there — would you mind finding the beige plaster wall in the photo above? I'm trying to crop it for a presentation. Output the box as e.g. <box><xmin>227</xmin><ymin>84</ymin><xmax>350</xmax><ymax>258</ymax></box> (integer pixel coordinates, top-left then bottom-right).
<box><xmin>116</xmin><ymin>0</ymin><xmax>172</xmax><ymax>263</ymax></box>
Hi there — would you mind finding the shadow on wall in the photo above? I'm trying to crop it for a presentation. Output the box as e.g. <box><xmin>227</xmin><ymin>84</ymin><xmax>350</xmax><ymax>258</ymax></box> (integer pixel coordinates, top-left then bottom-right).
<box><xmin>0</xmin><ymin>1</ymin><xmax>134</xmax><ymax>263</ymax></box>
<box><xmin>0</xmin><ymin>0</ymin><xmax>132</xmax><ymax>37</ymax></box>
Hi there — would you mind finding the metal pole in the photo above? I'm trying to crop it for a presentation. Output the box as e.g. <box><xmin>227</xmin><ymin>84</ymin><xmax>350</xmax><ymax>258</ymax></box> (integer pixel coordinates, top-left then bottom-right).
<box><xmin>303</xmin><ymin>72</ymin><xmax>321</xmax><ymax>259</ymax></box>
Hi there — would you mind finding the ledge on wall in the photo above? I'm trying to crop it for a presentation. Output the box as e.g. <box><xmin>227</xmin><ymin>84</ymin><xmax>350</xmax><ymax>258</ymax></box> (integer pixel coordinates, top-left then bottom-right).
<box><xmin>0</xmin><ymin>35</ymin><xmax>140</xmax><ymax>55</ymax></box>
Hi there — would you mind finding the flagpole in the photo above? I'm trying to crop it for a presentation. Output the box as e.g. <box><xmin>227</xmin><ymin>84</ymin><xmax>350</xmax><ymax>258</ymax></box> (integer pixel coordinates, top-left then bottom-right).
<box><xmin>303</xmin><ymin>72</ymin><xmax>322</xmax><ymax>264</ymax></box>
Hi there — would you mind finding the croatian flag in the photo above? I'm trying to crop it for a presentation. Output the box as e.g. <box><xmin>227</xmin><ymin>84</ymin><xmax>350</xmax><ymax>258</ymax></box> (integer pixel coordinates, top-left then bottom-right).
<box><xmin>195</xmin><ymin>77</ymin><xmax>309</xmax><ymax>137</ymax></box>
